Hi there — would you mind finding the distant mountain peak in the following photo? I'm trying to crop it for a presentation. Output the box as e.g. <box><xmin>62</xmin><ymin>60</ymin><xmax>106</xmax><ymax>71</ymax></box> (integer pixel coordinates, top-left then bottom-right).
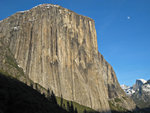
<box><xmin>121</xmin><ymin>84</ymin><xmax>135</xmax><ymax>95</ymax></box>
<box><xmin>121</xmin><ymin>84</ymin><xmax>130</xmax><ymax>89</ymax></box>
<box><xmin>121</xmin><ymin>79</ymin><xmax>148</xmax><ymax>96</ymax></box>
<box><xmin>136</xmin><ymin>79</ymin><xmax>147</xmax><ymax>84</ymax></box>
<box><xmin>121</xmin><ymin>78</ymin><xmax>150</xmax><ymax>109</ymax></box>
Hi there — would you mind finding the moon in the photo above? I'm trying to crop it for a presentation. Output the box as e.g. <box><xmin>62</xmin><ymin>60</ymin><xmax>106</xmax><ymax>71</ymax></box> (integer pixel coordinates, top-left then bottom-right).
<box><xmin>127</xmin><ymin>16</ymin><xmax>131</xmax><ymax>20</ymax></box>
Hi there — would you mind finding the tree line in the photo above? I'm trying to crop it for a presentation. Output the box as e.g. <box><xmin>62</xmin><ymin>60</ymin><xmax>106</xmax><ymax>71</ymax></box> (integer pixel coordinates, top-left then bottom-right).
<box><xmin>34</xmin><ymin>86</ymin><xmax>91</xmax><ymax>113</ymax></box>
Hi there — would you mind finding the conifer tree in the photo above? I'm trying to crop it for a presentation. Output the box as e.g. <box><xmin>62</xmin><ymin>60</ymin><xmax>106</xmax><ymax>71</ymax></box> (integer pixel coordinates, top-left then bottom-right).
<box><xmin>51</xmin><ymin>91</ymin><xmax>57</xmax><ymax>105</ymax></box>
<box><xmin>35</xmin><ymin>83</ymin><xmax>38</xmax><ymax>91</ymax></box>
<box><xmin>60</xmin><ymin>94</ymin><xmax>63</xmax><ymax>107</ymax></box>
<box><xmin>67</xmin><ymin>101</ymin><xmax>70</xmax><ymax>111</ymax></box>
<box><xmin>63</xmin><ymin>103</ymin><xmax>65</xmax><ymax>108</ymax></box>
<box><xmin>70</xmin><ymin>101</ymin><xmax>74</xmax><ymax>113</ymax></box>
<box><xmin>42</xmin><ymin>93</ymin><xmax>45</xmax><ymax>97</ymax></box>
<box><xmin>75</xmin><ymin>107</ymin><xmax>78</xmax><ymax>113</ymax></box>
<box><xmin>47</xmin><ymin>88</ymin><xmax>51</xmax><ymax>100</ymax></box>
<box><xmin>30</xmin><ymin>83</ymin><xmax>33</xmax><ymax>88</ymax></box>
<box><xmin>84</xmin><ymin>109</ymin><xmax>87</xmax><ymax>113</ymax></box>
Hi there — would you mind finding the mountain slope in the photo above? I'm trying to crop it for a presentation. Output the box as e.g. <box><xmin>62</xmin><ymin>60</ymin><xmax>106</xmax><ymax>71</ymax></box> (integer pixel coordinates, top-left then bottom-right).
<box><xmin>121</xmin><ymin>79</ymin><xmax>150</xmax><ymax>110</ymax></box>
<box><xmin>132</xmin><ymin>80</ymin><xmax>150</xmax><ymax>109</ymax></box>
<box><xmin>98</xmin><ymin>53</ymin><xmax>136</xmax><ymax>112</ymax></box>
<box><xmin>0</xmin><ymin>72</ymin><xmax>70</xmax><ymax>113</ymax></box>
<box><xmin>133</xmin><ymin>79</ymin><xmax>147</xmax><ymax>91</ymax></box>
<box><xmin>0</xmin><ymin>4</ymin><xmax>136</xmax><ymax>113</ymax></box>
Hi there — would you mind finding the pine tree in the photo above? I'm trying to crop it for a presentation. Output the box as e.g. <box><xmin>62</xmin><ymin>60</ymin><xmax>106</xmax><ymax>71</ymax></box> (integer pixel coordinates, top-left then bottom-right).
<box><xmin>30</xmin><ymin>83</ymin><xmax>33</xmax><ymax>88</ymax></box>
<box><xmin>67</xmin><ymin>101</ymin><xmax>70</xmax><ymax>111</ymax></box>
<box><xmin>84</xmin><ymin>109</ymin><xmax>87</xmax><ymax>113</ymax></box>
<box><xmin>35</xmin><ymin>83</ymin><xmax>38</xmax><ymax>91</ymax></box>
<box><xmin>42</xmin><ymin>93</ymin><xmax>45</xmax><ymax>97</ymax></box>
<box><xmin>47</xmin><ymin>88</ymin><xmax>51</xmax><ymax>100</ymax></box>
<box><xmin>75</xmin><ymin>107</ymin><xmax>78</xmax><ymax>113</ymax></box>
<box><xmin>51</xmin><ymin>91</ymin><xmax>57</xmax><ymax>105</ymax></box>
<box><xmin>70</xmin><ymin>101</ymin><xmax>74</xmax><ymax>113</ymax></box>
<box><xmin>60</xmin><ymin>94</ymin><xmax>63</xmax><ymax>107</ymax></box>
<box><xmin>63</xmin><ymin>103</ymin><xmax>65</xmax><ymax>109</ymax></box>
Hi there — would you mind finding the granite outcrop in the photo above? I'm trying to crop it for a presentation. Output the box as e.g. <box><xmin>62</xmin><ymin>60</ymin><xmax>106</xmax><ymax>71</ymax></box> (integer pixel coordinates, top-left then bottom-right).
<box><xmin>0</xmin><ymin>4</ymin><xmax>136</xmax><ymax>113</ymax></box>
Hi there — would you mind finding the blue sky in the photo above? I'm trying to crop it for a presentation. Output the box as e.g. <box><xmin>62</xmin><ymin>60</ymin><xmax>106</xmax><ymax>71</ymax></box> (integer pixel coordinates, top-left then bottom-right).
<box><xmin>0</xmin><ymin>0</ymin><xmax>150</xmax><ymax>86</ymax></box>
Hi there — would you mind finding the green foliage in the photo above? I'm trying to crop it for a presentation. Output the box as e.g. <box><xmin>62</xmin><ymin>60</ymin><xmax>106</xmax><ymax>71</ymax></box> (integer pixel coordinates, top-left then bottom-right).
<box><xmin>70</xmin><ymin>101</ymin><xmax>74</xmax><ymax>112</ymax></box>
<box><xmin>61</xmin><ymin>94</ymin><xmax>63</xmax><ymax>107</ymax></box>
<box><xmin>122</xmin><ymin>96</ymin><xmax>127</xmax><ymax>100</ymax></box>
<box><xmin>0</xmin><ymin>69</ymin><xmax>11</xmax><ymax>77</ymax></box>
<box><xmin>5</xmin><ymin>54</ymin><xmax>24</xmax><ymax>78</ymax></box>
<box><xmin>75</xmin><ymin>107</ymin><xmax>78</xmax><ymax>113</ymax></box>
<box><xmin>109</xmin><ymin>100</ymin><xmax>127</xmax><ymax>113</ymax></box>
<box><xmin>114</xmin><ymin>98</ymin><xmax>121</xmax><ymax>103</ymax></box>
<box><xmin>56</xmin><ymin>96</ymin><xmax>97</xmax><ymax>113</ymax></box>
<box><xmin>67</xmin><ymin>102</ymin><xmax>70</xmax><ymax>111</ymax></box>
<box><xmin>84</xmin><ymin>109</ymin><xmax>87</xmax><ymax>113</ymax></box>
<box><xmin>5</xmin><ymin>55</ymin><xmax>18</xmax><ymax>69</ymax></box>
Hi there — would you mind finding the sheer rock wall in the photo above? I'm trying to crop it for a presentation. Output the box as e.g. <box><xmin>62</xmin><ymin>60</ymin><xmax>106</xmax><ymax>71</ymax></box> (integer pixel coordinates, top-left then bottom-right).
<box><xmin>0</xmin><ymin>4</ymin><xmax>136</xmax><ymax>112</ymax></box>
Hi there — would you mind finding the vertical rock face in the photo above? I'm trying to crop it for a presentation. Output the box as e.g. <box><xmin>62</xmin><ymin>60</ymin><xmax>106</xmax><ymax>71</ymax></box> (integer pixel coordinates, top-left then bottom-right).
<box><xmin>0</xmin><ymin>4</ymin><xmax>136</xmax><ymax>112</ymax></box>
<box><xmin>98</xmin><ymin>53</ymin><xmax>136</xmax><ymax>111</ymax></box>
<box><xmin>132</xmin><ymin>80</ymin><xmax>150</xmax><ymax>109</ymax></box>
<box><xmin>133</xmin><ymin>79</ymin><xmax>147</xmax><ymax>90</ymax></box>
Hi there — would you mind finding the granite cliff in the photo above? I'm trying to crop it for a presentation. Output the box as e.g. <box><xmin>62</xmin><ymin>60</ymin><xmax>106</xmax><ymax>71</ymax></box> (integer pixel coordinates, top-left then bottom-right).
<box><xmin>121</xmin><ymin>79</ymin><xmax>150</xmax><ymax>109</ymax></box>
<box><xmin>0</xmin><ymin>4</ymin><xmax>136</xmax><ymax>113</ymax></box>
<box><xmin>132</xmin><ymin>80</ymin><xmax>150</xmax><ymax>108</ymax></box>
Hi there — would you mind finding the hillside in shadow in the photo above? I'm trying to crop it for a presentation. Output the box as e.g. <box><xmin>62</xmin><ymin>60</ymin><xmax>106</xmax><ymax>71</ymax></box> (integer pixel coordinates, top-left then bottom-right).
<box><xmin>0</xmin><ymin>72</ymin><xmax>71</xmax><ymax>113</ymax></box>
<box><xmin>111</xmin><ymin>107</ymin><xmax>150</xmax><ymax>113</ymax></box>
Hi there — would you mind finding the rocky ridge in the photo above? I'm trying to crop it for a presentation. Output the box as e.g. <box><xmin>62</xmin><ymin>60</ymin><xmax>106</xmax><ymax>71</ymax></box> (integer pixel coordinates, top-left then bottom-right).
<box><xmin>0</xmin><ymin>4</ymin><xmax>136</xmax><ymax>113</ymax></box>
<box><xmin>132</xmin><ymin>80</ymin><xmax>150</xmax><ymax>109</ymax></box>
<box><xmin>121</xmin><ymin>85</ymin><xmax>135</xmax><ymax>95</ymax></box>
<box><xmin>121</xmin><ymin>79</ymin><xmax>148</xmax><ymax>96</ymax></box>
<box><xmin>121</xmin><ymin>79</ymin><xmax>150</xmax><ymax>109</ymax></box>
<box><xmin>133</xmin><ymin>79</ymin><xmax>147</xmax><ymax>90</ymax></box>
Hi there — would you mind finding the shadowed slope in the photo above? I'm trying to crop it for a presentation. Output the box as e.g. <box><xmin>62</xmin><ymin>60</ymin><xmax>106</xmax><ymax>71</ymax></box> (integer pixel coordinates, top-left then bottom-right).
<box><xmin>0</xmin><ymin>72</ymin><xmax>71</xmax><ymax>113</ymax></box>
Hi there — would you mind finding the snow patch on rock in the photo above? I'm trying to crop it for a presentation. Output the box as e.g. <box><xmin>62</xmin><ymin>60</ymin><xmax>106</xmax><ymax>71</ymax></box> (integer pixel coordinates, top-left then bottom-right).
<box><xmin>13</xmin><ymin>26</ymin><xmax>20</xmax><ymax>31</ymax></box>
<box><xmin>18</xmin><ymin>10</ymin><xmax>29</xmax><ymax>13</ymax></box>
<box><xmin>121</xmin><ymin>85</ymin><xmax>135</xmax><ymax>95</ymax></box>
<box><xmin>137</xmin><ymin>79</ymin><xmax>147</xmax><ymax>84</ymax></box>
<box><xmin>33</xmin><ymin>4</ymin><xmax>60</xmax><ymax>9</ymax></box>
<box><xmin>142</xmin><ymin>84</ymin><xmax>150</xmax><ymax>93</ymax></box>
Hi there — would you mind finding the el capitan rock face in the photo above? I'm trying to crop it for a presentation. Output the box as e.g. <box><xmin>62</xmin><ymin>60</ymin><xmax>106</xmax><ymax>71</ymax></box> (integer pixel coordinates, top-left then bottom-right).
<box><xmin>0</xmin><ymin>4</ymin><xmax>136</xmax><ymax>112</ymax></box>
